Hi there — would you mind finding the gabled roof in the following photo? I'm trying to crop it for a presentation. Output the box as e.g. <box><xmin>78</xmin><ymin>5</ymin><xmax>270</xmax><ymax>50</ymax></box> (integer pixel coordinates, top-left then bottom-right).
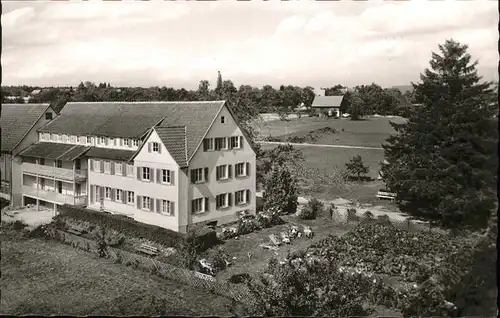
<box><xmin>39</xmin><ymin>101</ymin><xmax>225</xmax><ymax>158</ymax></box>
<box><xmin>311</xmin><ymin>96</ymin><xmax>344</xmax><ymax>108</ymax></box>
<box><xmin>19</xmin><ymin>142</ymin><xmax>90</xmax><ymax>161</ymax></box>
<box><xmin>1</xmin><ymin>103</ymin><xmax>51</xmax><ymax>153</ymax></box>
<box><xmin>155</xmin><ymin>126</ymin><xmax>188</xmax><ymax>167</ymax></box>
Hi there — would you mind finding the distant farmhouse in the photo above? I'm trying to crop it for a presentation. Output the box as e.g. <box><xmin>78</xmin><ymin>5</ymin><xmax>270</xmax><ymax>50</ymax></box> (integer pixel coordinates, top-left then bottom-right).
<box><xmin>311</xmin><ymin>88</ymin><xmax>345</xmax><ymax>118</ymax></box>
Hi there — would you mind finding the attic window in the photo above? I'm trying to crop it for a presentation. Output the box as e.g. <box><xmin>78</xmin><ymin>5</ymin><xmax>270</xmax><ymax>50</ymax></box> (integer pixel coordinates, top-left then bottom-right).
<box><xmin>221</xmin><ymin>116</ymin><xmax>225</xmax><ymax>124</ymax></box>
<box><xmin>45</xmin><ymin>113</ymin><xmax>53</xmax><ymax>120</ymax></box>
<box><xmin>152</xmin><ymin>142</ymin><xmax>159</xmax><ymax>153</ymax></box>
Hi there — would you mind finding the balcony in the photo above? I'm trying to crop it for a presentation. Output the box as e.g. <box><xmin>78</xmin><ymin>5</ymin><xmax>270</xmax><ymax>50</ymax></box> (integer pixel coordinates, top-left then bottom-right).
<box><xmin>22</xmin><ymin>186</ymin><xmax>87</xmax><ymax>206</ymax></box>
<box><xmin>21</xmin><ymin>163</ymin><xmax>87</xmax><ymax>181</ymax></box>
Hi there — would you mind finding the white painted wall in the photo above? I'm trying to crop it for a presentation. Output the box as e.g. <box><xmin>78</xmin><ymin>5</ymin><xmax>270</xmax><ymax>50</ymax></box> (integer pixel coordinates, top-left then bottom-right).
<box><xmin>87</xmin><ymin>159</ymin><xmax>138</xmax><ymax>216</ymax></box>
<box><xmin>133</xmin><ymin>130</ymin><xmax>180</xmax><ymax>231</ymax></box>
<box><xmin>87</xmin><ymin>130</ymin><xmax>181</xmax><ymax>231</ymax></box>
<box><xmin>188</xmin><ymin>105</ymin><xmax>256</xmax><ymax>227</ymax></box>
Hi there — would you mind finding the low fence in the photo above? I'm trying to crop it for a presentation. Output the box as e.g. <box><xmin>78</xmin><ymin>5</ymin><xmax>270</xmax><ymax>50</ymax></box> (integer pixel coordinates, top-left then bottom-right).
<box><xmin>52</xmin><ymin>230</ymin><xmax>255</xmax><ymax>304</ymax></box>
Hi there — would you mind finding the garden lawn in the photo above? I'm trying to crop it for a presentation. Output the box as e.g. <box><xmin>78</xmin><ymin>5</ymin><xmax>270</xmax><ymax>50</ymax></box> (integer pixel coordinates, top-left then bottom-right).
<box><xmin>208</xmin><ymin>216</ymin><xmax>351</xmax><ymax>282</ymax></box>
<box><xmin>0</xmin><ymin>229</ymin><xmax>233</xmax><ymax>316</ymax></box>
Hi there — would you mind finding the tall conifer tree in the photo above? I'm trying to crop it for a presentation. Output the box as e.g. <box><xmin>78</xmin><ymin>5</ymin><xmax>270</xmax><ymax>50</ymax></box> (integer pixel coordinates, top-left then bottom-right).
<box><xmin>381</xmin><ymin>39</ymin><xmax>497</xmax><ymax>230</ymax></box>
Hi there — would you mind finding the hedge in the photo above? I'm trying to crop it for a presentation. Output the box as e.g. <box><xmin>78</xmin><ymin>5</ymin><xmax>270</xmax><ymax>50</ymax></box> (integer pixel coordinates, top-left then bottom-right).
<box><xmin>57</xmin><ymin>205</ymin><xmax>216</xmax><ymax>251</ymax></box>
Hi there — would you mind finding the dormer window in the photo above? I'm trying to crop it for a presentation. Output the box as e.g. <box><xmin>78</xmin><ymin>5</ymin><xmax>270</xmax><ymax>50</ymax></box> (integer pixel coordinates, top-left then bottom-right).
<box><xmin>221</xmin><ymin>116</ymin><xmax>225</xmax><ymax>124</ymax></box>
<box><xmin>99</xmin><ymin>137</ymin><xmax>105</xmax><ymax>145</ymax></box>
<box><xmin>133</xmin><ymin>139</ymin><xmax>139</xmax><ymax>147</ymax></box>
<box><xmin>86</xmin><ymin>136</ymin><xmax>92</xmax><ymax>144</ymax></box>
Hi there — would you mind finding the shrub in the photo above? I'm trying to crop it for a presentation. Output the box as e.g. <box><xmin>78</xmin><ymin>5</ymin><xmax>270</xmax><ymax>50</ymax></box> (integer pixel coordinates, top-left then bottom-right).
<box><xmin>12</xmin><ymin>220</ymin><xmax>27</xmax><ymax>231</ymax></box>
<box><xmin>58</xmin><ymin>205</ymin><xmax>186</xmax><ymax>248</ymax></box>
<box><xmin>347</xmin><ymin>208</ymin><xmax>358</xmax><ymax>221</ymax></box>
<box><xmin>345</xmin><ymin>155</ymin><xmax>370</xmax><ymax>180</ymax></box>
<box><xmin>229</xmin><ymin>273</ymin><xmax>251</xmax><ymax>284</ymax></box>
<box><xmin>376</xmin><ymin>214</ymin><xmax>392</xmax><ymax>225</ymax></box>
<box><xmin>191</xmin><ymin>227</ymin><xmax>218</xmax><ymax>252</ymax></box>
<box><xmin>363</xmin><ymin>211</ymin><xmax>374</xmax><ymax>220</ymax></box>
<box><xmin>262</xmin><ymin>165</ymin><xmax>298</xmax><ymax>215</ymax></box>
<box><xmin>206</xmin><ymin>247</ymin><xmax>231</xmax><ymax>273</ymax></box>
<box><xmin>298</xmin><ymin>198</ymin><xmax>323</xmax><ymax>220</ymax></box>
<box><xmin>244</xmin><ymin>255</ymin><xmax>373</xmax><ymax>316</ymax></box>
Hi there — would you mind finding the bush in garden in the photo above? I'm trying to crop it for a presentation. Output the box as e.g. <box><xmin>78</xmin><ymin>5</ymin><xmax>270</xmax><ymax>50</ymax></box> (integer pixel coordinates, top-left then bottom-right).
<box><xmin>363</xmin><ymin>211</ymin><xmax>374</xmax><ymax>220</ymax></box>
<box><xmin>376</xmin><ymin>214</ymin><xmax>392</xmax><ymax>226</ymax></box>
<box><xmin>262</xmin><ymin>165</ymin><xmax>299</xmax><ymax>215</ymax></box>
<box><xmin>242</xmin><ymin>254</ymin><xmax>374</xmax><ymax>317</ymax></box>
<box><xmin>206</xmin><ymin>247</ymin><xmax>230</xmax><ymax>273</ymax></box>
<box><xmin>57</xmin><ymin>205</ymin><xmax>186</xmax><ymax>248</ymax></box>
<box><xmin>347</xmin><ymin>208</ymin><xmax>358</xmax><ymax>221</ymax></box>
<box><xmin>12</xmin><ymin>220</ymin><xmax>27</xmax><ymax>231</ymax></box>
<box><xmin>177</xmin><ymin>231</ymin><xmax>202</xmax><ymax>270</ymax></box>
<box><xmin>298</xmin><ymin>198</ymin><xmax>323</xmax><ymax>220</ymax></box>
<box><xmin>237</xmin><ymin>217</ymin><xmax>260</xmax><ymax>235</ymax></box>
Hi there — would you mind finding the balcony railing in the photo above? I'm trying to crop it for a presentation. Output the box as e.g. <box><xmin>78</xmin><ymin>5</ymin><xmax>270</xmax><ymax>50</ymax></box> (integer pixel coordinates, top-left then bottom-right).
<box><xmin>22</xmin><ymin>186</ymin><xmax>87</xmax><ymax>206</ymax></box>
<box><xmin>21</xmin><ymin>163</ymin><xmax>87</xmax><ymax>181</ymax></box>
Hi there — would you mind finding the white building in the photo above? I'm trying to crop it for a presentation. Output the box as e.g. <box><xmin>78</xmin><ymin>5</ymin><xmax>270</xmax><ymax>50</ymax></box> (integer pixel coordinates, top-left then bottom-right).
<box><xmin>14</xmin><ymin>101</ymin><xmax>256</xmax><ymax>232</ymax></box>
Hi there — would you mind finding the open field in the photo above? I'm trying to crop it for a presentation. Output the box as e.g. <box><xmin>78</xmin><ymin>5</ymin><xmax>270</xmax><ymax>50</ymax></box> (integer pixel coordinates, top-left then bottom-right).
<box><xmin>253</xmin><ymin>116</ymin><xmax>406</xmax><ymax>148</ymax></box>
<box><xmin>0</xmin><ymin>228</ymin><xmax>233</xmax><ymax>316</ymax></box>
<box><xmin>259</xmin><ymin>143</ymin><xmax>387</xmax><ymax>202</ymax></box>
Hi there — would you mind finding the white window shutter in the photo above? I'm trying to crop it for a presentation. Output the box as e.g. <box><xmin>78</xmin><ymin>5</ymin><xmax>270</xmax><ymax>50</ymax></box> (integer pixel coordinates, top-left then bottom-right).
<box><xmin>157</xmin><ymin>169</ymin><xmax>161</xmax><ymax>183</ymax></box>
<box><xmin>137</xmin><ymin>167</ymin><xmax>141</xmax><ymax>180</ymax></box>
<box><xmin>148</xmin><ymin>142</ymin><xmax>152</xmax><ymax>152</ymax></box>
<box><xmin>158</xmin><ymin>144</ymin><xmax>162</xmax><ymax>154</ymax></box>
<box><xmin>150</xmin><ymin>168</ymin><xmax>154</xmax><ymax>183</ymax></box>
<box><xmin>240</xmin><ymin>136</ymin><xmax>244</xmax><ymax>148</ymax></box>
<box><xmin>171</xmin><ymin>201</ymin><xmax>175</xmax><ymax>215</ymax></box>
<box><xmin>90</xmin><ymin>159</ymin><xmax>94</xmax><ymax>171</ymax></box>
<box><xmin>171</xmin><ymin>171</ymin><xmax>175</xmax><ymax>185</ymax></box>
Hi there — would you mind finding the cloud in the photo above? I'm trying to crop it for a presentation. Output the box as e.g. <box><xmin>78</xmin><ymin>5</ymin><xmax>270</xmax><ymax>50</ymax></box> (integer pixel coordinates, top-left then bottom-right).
<box><xmin>1</xmin><ymin>1</ymin><xmax>497</xmax><ymax>89</ymax></box>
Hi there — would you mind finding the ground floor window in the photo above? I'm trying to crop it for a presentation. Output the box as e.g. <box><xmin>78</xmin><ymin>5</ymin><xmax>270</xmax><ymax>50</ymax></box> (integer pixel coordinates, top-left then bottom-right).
<box><xmin>192</xmin><ymin>198</ymin><xmax>204</xmax><ymax>213</ymax></box>
<box><xmin>127</xmin><ymin>191</ymin><xmax>135</xmax><ymax>204</ymax></box>
<box><xmin>142</xmin><ymin>196</ymin><xmax>151</xmax><ymax>210</ymax></box>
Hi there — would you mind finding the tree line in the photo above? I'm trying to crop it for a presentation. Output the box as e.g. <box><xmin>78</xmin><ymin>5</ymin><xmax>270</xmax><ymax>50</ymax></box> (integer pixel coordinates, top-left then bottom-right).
<box><xmin>1</xmin><ymin>71</ymin><xmax>413</xmax><ymax>118</ymax></box>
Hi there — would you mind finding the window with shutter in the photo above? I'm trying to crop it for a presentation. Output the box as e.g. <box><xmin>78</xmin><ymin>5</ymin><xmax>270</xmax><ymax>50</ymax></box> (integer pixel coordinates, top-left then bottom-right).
<box><xmin>191</xmin><ymin>168</ymin><xmax>204</xmax><ymax>183</ymax></box>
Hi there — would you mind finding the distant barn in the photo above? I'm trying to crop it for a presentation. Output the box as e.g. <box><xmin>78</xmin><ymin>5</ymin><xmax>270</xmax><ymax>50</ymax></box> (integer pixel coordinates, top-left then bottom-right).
<box><xmin>311</xmin><ymin>95</ymin><xmax>344</xmax><ymax>118</ymax></box>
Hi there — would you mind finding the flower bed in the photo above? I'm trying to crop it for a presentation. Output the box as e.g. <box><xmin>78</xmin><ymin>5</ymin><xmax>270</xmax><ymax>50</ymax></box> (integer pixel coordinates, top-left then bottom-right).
<box><xmin>219</xmin><ymin>208</ymin><xmax>285</xmax><ymax>240</ymax></box>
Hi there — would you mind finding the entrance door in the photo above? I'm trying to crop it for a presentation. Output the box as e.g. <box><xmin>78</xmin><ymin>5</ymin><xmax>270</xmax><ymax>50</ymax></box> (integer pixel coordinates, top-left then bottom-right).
<box><xmin>95</xmin><ymin>186</ymin><xmax>100</xmax><ymax>201</ymax></box>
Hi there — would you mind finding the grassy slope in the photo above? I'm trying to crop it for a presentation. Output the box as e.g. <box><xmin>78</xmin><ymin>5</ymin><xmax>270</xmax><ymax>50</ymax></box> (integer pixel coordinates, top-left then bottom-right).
<box><xmin>0</xmin><ymin>230</ymin><xmax>234</xmax><ymax>316</ymax></box>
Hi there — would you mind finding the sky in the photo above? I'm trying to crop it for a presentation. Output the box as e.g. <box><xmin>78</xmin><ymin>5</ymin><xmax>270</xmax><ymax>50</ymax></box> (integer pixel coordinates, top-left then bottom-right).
<box><xmin>2</xmin><ymin>0</ymin><xmax>498</xmax><ymax>90</ymax></box>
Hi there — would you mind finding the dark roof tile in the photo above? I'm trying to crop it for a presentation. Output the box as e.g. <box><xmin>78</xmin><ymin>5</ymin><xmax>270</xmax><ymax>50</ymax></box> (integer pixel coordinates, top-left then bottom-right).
<box><xmin>39</xmin><ymin>101</ymin><xmax>224</xmax><ymax>158</ymax></box>
<box><xmin>19</xmin><ymin>142</ymin><xmax>88</xmax><ymax>160</ymax></box>
<box><xmin>1</xmin><ymin>104</ymin><xmax>50</xmax><ymax>152</ymax></box>
<box><xmin>85</xmin><ymin>147</ymin><xmax>136</xmax><ymax>161</ymax></box>
<box><xmin>156</xmin><ymin>126</ymin><xmax>188</xmax><ymax>167</ymax></box>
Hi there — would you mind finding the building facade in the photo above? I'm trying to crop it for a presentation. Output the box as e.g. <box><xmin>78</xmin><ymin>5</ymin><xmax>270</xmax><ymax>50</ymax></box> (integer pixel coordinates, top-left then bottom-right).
<box><xmin>0</xmin><ymin>104</ymin><xmax>56</xmax><ymax>205</ymax></box>
<box><xmin>14</xmin><ymin>101</ymin><xmax>256</xmax><ymax>232</ymax></box>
